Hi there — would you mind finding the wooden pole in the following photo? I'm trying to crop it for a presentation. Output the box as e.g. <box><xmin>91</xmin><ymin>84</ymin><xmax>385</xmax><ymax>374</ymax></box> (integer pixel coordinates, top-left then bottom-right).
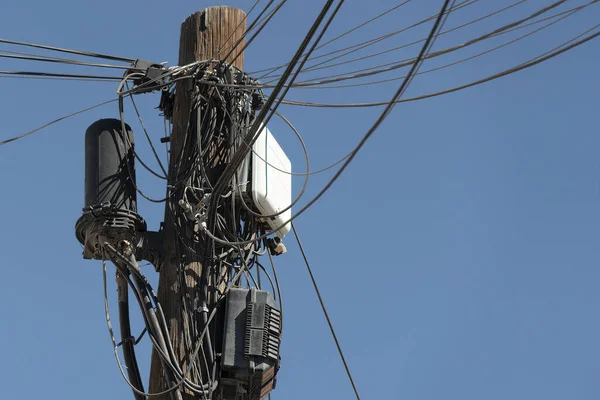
<box><xmin>149</xmin><ymin>6</ymin><xmax>246</xmax><ymax>399</ymax></box>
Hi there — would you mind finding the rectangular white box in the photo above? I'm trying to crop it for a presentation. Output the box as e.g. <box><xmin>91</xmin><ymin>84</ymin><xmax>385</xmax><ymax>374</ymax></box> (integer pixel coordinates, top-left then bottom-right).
<box><xmin>240</xmin><ymin>126</ymin><xmax>291</xmax><ymax>238</ymax></box>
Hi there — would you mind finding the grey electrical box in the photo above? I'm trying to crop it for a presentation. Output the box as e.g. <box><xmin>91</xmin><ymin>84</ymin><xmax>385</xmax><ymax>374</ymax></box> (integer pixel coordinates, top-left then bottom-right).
<box><xmin>220</xmin><ymin>288</ymin><xmax>281</xmax><ymax>400</ymax></box>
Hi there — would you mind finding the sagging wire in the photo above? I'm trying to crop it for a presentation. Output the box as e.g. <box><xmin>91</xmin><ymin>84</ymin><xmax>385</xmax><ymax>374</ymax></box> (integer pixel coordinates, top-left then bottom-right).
<box><xmin>280</xmin><ymin>23</ymin><xmax>600</xmax><ymax>108</ymax></box>
<box><xmin>0</xmin><ymin>37</ymin><xmax>135</xmax><ymax>62</ymax></box>
<box><xmin>0</xmin><ymin>98</ymin><xmax>118</xmax><ymax>147</ymax></box>
<box><xmin>291</xmin><ymin>223</ymin><xmax>360</xmax><ymax>400</ymax></box>
<box><xmin>291</xmin><ymin>0</ymin><xmax>595</xmax><ymax>90</ymax></box>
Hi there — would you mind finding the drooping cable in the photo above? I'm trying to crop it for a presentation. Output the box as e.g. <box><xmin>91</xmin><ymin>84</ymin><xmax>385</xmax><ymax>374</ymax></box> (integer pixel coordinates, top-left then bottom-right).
<box><xmin>0</xmin><ymin>37</ymin><xmax>135</xmax><ymax>62</ymax></box>
<box><xmin>251</xmin><ymin>0</ymin><xmax>413</xmax><ymax>76</ymax></box>
<box><xmin>0</xmin><ymin>98</ymin><xmax>117</xmax><ymax>147</ymax></box>
<box><xmin>205</xmin><ymin>0</ymin><xmax>345</xmax><ymax>252</ymax></box>
<box><xmin>0</xmin><ymin>51</ymin><xmax>135</xmax><ymax>69</ymax></box>
<box><xmin>291</xmin><ymin>1</ymin><xmax>591</xmax><ymax>90</ymax></box>
<box><xmin>226</xmin><ymin>0</ymin><xmax>289</xmax><ymax>66</ymax></box>
<box><xmin>281</xmin><ymin>25</ymin><xmax>600</xmax><ymax>108</ymax></box>
<box><xmin>0</xmin><ymin>70</ymin><xmax>124</xmax><ymax>80</ymax></box>
<box><xmin>126</xmin><ymin>82</ymin><xmax>168</xmax><ymax>177</ymax></box>
<box><xmin>256</xmin><ymin>0</ymin><xmax>475</xmax><ymax>80</ymax></box>
<box><xmin>200</xmin><ymin>0</ymin><xmax>454</xmax><ymax>248</ymax></box>
<box><xmin>291</xmin><ymin>223</ymin><xmax>360</xmax><ymax>400</ymax></box>
<box><xmin>286</xmin><ymin>0</ymin><xmax>575</xmax><ymax>87</ymax></box>
<box><xmin>298</xmin><ymin>0</ymin><xmax>528</xmax><ymax>75</ymax></box>
<box><xmin>115</xmin><ymin>269</ymin><xmax>146</xmax><ymax>400</ymax></box>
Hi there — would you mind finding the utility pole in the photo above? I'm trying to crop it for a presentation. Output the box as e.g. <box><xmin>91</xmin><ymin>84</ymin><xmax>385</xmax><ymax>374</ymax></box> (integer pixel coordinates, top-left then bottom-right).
<box><xmin>148</xmin><ymin>6</ymin><xmax>247</xmax><ymax>399</ymax></box>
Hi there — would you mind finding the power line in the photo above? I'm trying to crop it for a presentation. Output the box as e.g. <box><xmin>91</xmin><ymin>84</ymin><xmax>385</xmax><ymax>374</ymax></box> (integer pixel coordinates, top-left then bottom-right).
<box><xmin>250</xmin><ymin>0</ymin><xmax>413</xmax><ymax>77</ymax></box>
<box><xmin>214</xmin><ymin>0</ymin><xmax>265</xmax><ymax>56</ymax></box>
<box><xmin>298</xmin><ymin>0</ymin><xmax>528</xmax><ymax>75</ymax></box>
<box><xmin>289</xmin><ymin>1</ymin><xmax>591</xmax><ymax>90</ymax></box>
<box><xmin>0</xmin><ymin>51</ymin><xmax>135</xmax><ymax>69</ymax></box>
<box><xmin>126</xmin><ymin>82</ymin><xmax>168</xmax><ymax>177</ymax></box>
<box><xmin>256</xmin><ymin>0</ymin><xmax>476</xmax><ymax>80</ymax></box>
<box><xmin>0</xmin><ymin>70</ymin><xmax>124</xmax><ymax>80</ymax></box>
<box><xmin>280</xmin><ymin>25</ymin><xmax>600</xmax><ymax>108</ymax></box>
<box><xmin>207</xmin><ymin>0</ymin><xmax>345</xmax><ymax>238</ymax></box>
<box><xmin>0</xmin><ymin>75</ymin><xmax>117</xmax><ymax>83</ymax></box>
<box><xmin>291</xmin><ymin>223</ymin><xmax>360</xmax><ymax>400</ymax></box>
<box><xmin>227</xmin><ymin>0</ymin><xmax>290</xmax><ymax>66</ymax></box>
<box><xmin>0</xmin><ymin>37</ymin><xmax>135</xmax><ymax>62</ymax></box>
<box><xmin>201</xmin><ymin>0</ymin><xmax>454</xmax><ymax>248</ymax></box>
<box><xmin>0</xmin><ymin>99</ymin><xmax>118</xmax><ymax>147</ymax></box>
<box><xmin>286</xmin><ymin>0</ymin><xmax>578</xmax><ymax>87</ymax></box>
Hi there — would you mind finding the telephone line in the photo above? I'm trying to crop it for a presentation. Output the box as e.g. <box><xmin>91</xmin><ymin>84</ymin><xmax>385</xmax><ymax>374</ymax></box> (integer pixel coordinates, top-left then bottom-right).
<box><xmin>0</xmin><ymin>99</ymin><xmax>117</xmax><ymax>147</ymax></box>
<box><xmin>0</xmin><ymin>37</ymin><xmax>135</xmax><ymax>62</ymax></box>
<box><xmin>281</xmin><ymin>26</ymin><xmax>600</xmax><ymax>108</ymax></box>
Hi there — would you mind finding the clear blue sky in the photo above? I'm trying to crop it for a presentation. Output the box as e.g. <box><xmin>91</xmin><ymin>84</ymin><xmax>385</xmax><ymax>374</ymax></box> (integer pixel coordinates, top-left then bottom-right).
<box><xmin>1</xmin><ymin>1</ymin><xmax>599</xmax><ymax>399</ymax></box>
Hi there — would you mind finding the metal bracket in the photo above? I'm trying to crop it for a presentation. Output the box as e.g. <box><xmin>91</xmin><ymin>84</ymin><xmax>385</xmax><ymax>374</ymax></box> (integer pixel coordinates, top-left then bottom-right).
<box><xmin>135</xmin><ymin>224</ymin><xmax>165</xmax><ymax>271</ymax></box>
<box><xmin>127</xmin><ymin>59</ymin><xmax>168</xmax><ymax>94</ymax></box>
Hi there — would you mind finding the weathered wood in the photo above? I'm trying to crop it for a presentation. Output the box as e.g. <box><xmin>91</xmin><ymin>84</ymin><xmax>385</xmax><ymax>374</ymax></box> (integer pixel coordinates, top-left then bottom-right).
<box><xmin>148</xmin><ymin>6</ymin><xmax>246</xmax><ymax>399</ymax></box>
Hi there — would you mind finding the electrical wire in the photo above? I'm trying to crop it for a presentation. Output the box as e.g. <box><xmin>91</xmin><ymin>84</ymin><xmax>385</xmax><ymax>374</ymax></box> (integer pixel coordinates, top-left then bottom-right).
<box><xmin>291</xmin><ymin>0</ymin><xmax>593</xmax><ymax>90</ymax></box>
<box><xmin>0</xmin><ymin>51</ymin><xmax>136</xmax><ymax>69</ymax></box>
<box><xmin>291</xmin><ymin>223</ymin><xmax>360</xmax><ymax>400</ymax></box>
<box><xmin>214</xmin><ymin>0</ymin><xmax>264</xmax><ymax>57</ymax></box>
<box><xmin>251</xmin><ymin>0</ymin><xmax>413</xmax><ymax>76</ymax></box>
<box><xmin>0</xmin><ymin>70</ymin><xmax>124</xmax><ymax>80</ymax></box>
<box><xmin>0</xmin><ymin>98</ymin><xmax>117</xmax><ymax>147</ymax></box>
<box><xmin>200</xmin><ymin>0</ymin><xmax>454</xmax><ymax>248</ymax></box>
<box><xmin>126</xmin><ymin>82</ymin><xmax>168</xmax><ymax>177</ymax></box>
<box><xmin>0</xmin><ymin>37</ymin><xmax>135</xmax><ymax>62</ymax></box>
<box><xmin>206</xmin><ymin>0</ymin><xmax>345</xmax><ymax>249</ymax></box>
<box><xmin>286</xmin><ymin>0</ymin><xmax>575</xmax><ymax>87</ymax></box>
<box><xmin>256</xmin><ymin>0</ymin><xmax>476</xmax><ymax>80</ymax></box>
<box><xmin>227</xmin><ymin>0</ymin><xmax>290</xmax><ymax>66</ymax></box>
<box><xmin>281</xmin><ymin>25</ymin><xmax>600</xmax><ymax>108</ymax></box>
<box><xmin>0</xmin><ymin>74</ymin><xmax>120</xmax><ymax>83</ymax></box>
<box><xmin>297</xmin><ymin>0</ymin><xmax>528</xmax><ymax>75</ymax></box>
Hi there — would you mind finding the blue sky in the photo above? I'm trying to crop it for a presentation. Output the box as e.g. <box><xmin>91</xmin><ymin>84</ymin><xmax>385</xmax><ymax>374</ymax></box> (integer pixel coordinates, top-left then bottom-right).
<box><xmin>1</xmin><ymin>1</ymin><xmax>599</xmax><ymax>399</ymax></box>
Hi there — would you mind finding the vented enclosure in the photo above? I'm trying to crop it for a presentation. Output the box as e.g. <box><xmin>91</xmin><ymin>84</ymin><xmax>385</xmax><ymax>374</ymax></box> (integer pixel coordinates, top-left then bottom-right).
<box><xmin>220</xmin><ymin>288</ymin><xmax>281</xmax><ymax>400</ymax></box>
<box><xmin>75</xmin><ymin>119</ymin><xmax>146</xmax><ymax>259</ymax></box>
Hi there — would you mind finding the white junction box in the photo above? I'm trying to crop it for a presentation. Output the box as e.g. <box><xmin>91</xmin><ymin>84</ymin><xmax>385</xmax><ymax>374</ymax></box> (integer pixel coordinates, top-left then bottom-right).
<box><xmin>237</xmin><ymin>126</ymin><xmax>292</xmax><ymax>238</ymax></box>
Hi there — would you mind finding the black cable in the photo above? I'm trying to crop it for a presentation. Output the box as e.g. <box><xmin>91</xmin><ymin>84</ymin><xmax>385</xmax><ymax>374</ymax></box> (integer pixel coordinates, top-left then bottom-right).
<box><xmin>0</xmin><ymin>52</ymin><xmax>135</xmax><ymax>69</ymax></box>
<box><xmin>0</xmin><ymin>75</ymin><xmax>115</xmax><ymax>82</ymax></box>
<box><xmin>274</xmin><ymin>0</ymin><xmax>453</xmax><ymax>225</ymax></box>
<box><xmin>118</xmin><ymin>90</ymin><xmax>170</xmax><ymax>189</ymax></box>
<box><xmin>0</xmin><ymin>37</ymin><xmax>135</xmax><ymax>62</ymax></box>
<box><xmin>286</xmin><ymin>0</ymin><xmax>575</xmax><ymax>87</ymax></box>
<box><xmin>217</xmin><ymin>0</ymin><xmax>275</xmax><ymax>61</ymax></box>
<box><xmin>291</xmin><ymin>223</ymin><xmax>360</xmax><ymax>400</ymax></box>
<box><xmin>116</xmin><ymin>270</ymin><xmax>146</xmax><ymax>400</ymax></box>
<box><xmin>126</xmin><ymin>82</ymin><xmax>168</xmax><ymax>177</ymax></box>
<box><xmin>298</xmin><ymin>0</ymin><xmax>528</xmax><ymax>75</ymax></box>
<box><xmin>0</xmin><ymin>70</ymin><xmax>123</xmax><ymax>80</ymax></box>
<box><xmin>256</xmin><ymin>0</ymin><xmax>476</xmax><ymax>80</ymax></box>
<box><xmin>206</xmin><ymin>0</ymin><xmax>344</xmax><ymax>252</ymax></box>
<box><xmin>212</xmin><ymin>0</ymin><xmax>344</xmax><ymax>199</ymax></box>
<box><xmin>0</xmin><ymin>98</ymin><xmax>117</xmax><ymax>147</ymax></box>
<box><xmin>200</xmin><ymin>0</ymin><xmax>454</xmax><ymax>248</ymax></box>
<box><xmin>281</xmin><ymin>26</ymin><xmax>600</xmax><ymax>108</ymax></box>
<box><xmin>311</xmin><ymin>0</ymin><xmax>413</xmax><ymax>54</ymax></box>
<box><xmin>266</xmin><ymin>250</ymin><xmax>283</xmax><ymax>332</ymax></box>
<box><xmin>297</xmin><ymin>0</ymin><xmax>486</xmax><ymax>74</ymax></box>
<box><xmin>250</xmin><ymin>0</ymin><xmax>413</xmax><ymax>76</ymax></box>
<box><xmin>292</xmin><ymin>2</ymin><xmax>590</xmax><ymax>90</ymax></box>
<box><xmin>215</xmin><ymin>0</ymin><xmax>264</xmax><ymax>56</ymax></box>
<box><xmin>105</xmin><ymin>245</ymin><xmax>208</xmax><ymax>398</ymax></box>
<box><xmin>227</xmin><ymin>0</ymin><xmax>289</xmax><ymax>66</ymax></box>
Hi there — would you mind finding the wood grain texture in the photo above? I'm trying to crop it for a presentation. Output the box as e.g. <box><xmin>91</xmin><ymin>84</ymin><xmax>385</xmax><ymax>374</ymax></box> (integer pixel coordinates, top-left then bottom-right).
<box><xmin>148</xmin><ymin>6</ymin><xmax>246</xmax><ymax>399</ymax></box>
